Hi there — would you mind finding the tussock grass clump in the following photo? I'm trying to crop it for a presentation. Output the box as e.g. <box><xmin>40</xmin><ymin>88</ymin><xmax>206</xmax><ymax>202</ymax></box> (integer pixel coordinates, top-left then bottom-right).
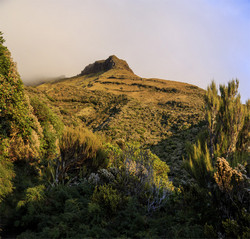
<box><xmin>59</xmin><ymin>127</ymin><xmax>106</xmax><ymax>169</ymax></box>
<box><xmin>48</xmin><ymin>127</ymin><xmax>108</xmax><ymax>185</ymax></box>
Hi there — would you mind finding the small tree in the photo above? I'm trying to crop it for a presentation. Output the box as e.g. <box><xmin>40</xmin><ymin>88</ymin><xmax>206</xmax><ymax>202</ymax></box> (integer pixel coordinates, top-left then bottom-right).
<box><xmin>184</xmin><ymin>140</ymin><xmax>213</xmax><ymax>188</ymax></box>
<box><xmin>185</xmin><ymin>79</ymin><xmax>248</xmax><ymax>185</ymax></box>
<box><xmin>0</xmin><ymin>31</ymin><xmax>5</xmax><ymax>44</ymax></box>
<box><xmin>205</xmin><ymin>80</ymin><xmax>220</xmax><ymax>159</ymax></box>
<box><xmin>89</xmin><ymin>144</ymin><xmax>172</xmax><ymax>213</ymax></box>
<box><xmin>218</xmin><ymin>79</ymin><xmax>245</xmax><ymax>158</ymax></box>
<box><xmin>45</xmin><ymin>127</ymin><xmax>108</xmax><ymax>186</ymax></box>
<box><xmin>184</xmin><ymin>79</ymin><xmax>249</xmax><ymax>237</ymax></box>
<box><xmin>0</xmin><ymin>31</ymin><xmax>34</xmax><ymax>143</ymax></box>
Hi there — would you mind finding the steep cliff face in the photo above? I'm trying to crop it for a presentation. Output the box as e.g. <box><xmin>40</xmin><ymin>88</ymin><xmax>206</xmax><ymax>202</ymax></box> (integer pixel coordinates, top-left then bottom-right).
<box><xmin>80</xmin><ymin>55</ymin><xmax>134</xmax><ymax>75</ymax></box>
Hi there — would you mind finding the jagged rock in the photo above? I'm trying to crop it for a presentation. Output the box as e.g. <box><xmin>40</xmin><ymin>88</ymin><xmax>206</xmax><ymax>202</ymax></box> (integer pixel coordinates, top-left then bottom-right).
<box><xmin>80</xmin><ymin>55</ymin><xmax>133</xmax><ymax>75</ymax></box>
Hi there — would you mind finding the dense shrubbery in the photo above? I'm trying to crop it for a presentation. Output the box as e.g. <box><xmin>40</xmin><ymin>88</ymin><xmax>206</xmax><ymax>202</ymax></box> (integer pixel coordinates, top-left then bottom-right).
<box><xmin>0</xmin><ymin>32</ymin><xmax>40</xmax><ymax>204</ymax></box>
<box><xmin>0</xmin><ymin>33</ymin><xmax>33</xmax><ymax>142</ymax></box>
<box><xmin>2</xmin><ymin>140</ymin><xmax>174</xmax><ymax>238</ymax></box>
<box><xmin>0</xmin><ymin>156</ymin><xmax>14</xmax><ymax>202</ymax></box>
<box><xmin>30</xmin><ymin>97</ymin><xmax>64</xmax><ymax>159</ymax></box>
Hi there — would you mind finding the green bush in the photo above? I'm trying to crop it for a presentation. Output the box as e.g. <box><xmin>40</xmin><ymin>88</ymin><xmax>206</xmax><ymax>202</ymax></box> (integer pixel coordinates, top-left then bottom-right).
<box><xmin>0</xmin><ymin>35</ymin><xmax>32</xmax><ymax>140</ymax></box>
<box><xmin>92</xmin><ymin>184</ymin><xmax>123</xmax><ymax>213</ymax></box>
<box><xmin>0</xmin><ymin>156</ymin><xmax>14</xmax><ymax>202</ymax></box>
<box><xmin>30</xmin><ymin>97</ymin><xmax>64</xmax><ymax>158</ymax></box>
<box><xmin>44</xmin><ymin>127</ymin><xmax>108</xmax><ymax>186</ymax></box>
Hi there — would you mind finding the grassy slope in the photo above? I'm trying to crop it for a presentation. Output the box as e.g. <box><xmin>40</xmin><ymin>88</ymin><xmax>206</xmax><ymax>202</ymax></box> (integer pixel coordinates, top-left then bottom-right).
<box><xmin>25</xmin><ymin>66</ymin><xmax>205</xmax><ymax>178</ymax></box>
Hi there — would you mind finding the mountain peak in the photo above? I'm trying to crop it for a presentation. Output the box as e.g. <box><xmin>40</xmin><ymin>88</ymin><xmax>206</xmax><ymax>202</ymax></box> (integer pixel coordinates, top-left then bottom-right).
<box><xmin>80</xmin><ymin>55</ymin><xmax>133</xmax><ymax>75</ymax></box>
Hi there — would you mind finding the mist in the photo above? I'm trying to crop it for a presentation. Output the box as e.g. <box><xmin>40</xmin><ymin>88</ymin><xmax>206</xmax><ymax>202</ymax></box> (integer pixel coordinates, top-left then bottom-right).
<box><xmin>0</xmin><ymin>0</ymin><xmax>249</xmax><ymax>102</ymax></box>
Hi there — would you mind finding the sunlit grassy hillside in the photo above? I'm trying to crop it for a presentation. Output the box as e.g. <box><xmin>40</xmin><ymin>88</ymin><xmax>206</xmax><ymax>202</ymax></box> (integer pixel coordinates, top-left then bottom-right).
<box><xmin>25</xmin><ymin>55</ymin><xmax>205</xmax><ymax>176</ymax></box>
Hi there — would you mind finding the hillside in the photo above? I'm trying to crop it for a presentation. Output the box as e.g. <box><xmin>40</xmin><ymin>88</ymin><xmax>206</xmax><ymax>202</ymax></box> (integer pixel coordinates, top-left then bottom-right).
<box><xmin>25</xmin><ymin>55</ymin><xmax>205</xmax><ymax>176</ymax></box>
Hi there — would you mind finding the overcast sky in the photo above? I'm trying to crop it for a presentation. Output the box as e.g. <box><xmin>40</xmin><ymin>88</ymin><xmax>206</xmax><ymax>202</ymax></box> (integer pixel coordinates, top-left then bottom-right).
<box><xmin>0</xmin><ymin>0</ymin><xmax>249</xmax><ymax>102</ymax></box>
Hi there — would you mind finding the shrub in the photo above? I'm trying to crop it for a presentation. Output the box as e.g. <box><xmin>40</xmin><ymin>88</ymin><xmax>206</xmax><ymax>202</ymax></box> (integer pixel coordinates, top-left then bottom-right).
<box><xmin>0</xmin><ymin>34</ymin><xmax>43</xmax><ymax>162</ymax></box>
<box><xmin>30</xmin><ymin>97</ymin><xmax>64</xmax><ymax>158</ymax></box>
<box><xmin>95</xmin><ymin>144</ymin><xmax>172</xmax><ymax>213</ymax></box>
<box><xmin>0</xmin><ymin>45</ymin><xmax>32</xmax><ymax>140</ymax></box>
<box><xmin>45</xmin><ymin>127</ymin><xmax>108</xmax><ymax>185</ymax></box>
<box><xmin>92</xmin><ymin>184</ymin><xmax>123</xmax><ymax>213</ymax></box>
<box><xmin>0</xmin><ymin>156</ymin><xmax>14</xmax><ymax>202</ymax></box>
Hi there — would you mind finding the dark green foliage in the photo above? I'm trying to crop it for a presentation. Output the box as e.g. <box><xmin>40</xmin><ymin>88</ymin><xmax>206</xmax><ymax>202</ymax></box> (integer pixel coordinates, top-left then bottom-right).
<box><xmin>184</xmin><ymin>140</ymin><xmax>213</xmax><ymax>188</ymax></box>
<box><xmin>237</xmin><ymin>99</ymin><xmax>250</xmax><ymax>154</ymax></box>
<box><xmin>2</xmin><ymin>143</ymin><xmax>175</xmax><ymax>238</ymax></box>
<box><xmin>15</xmin><ymin>182</ymin><xmax>94</xmax><ymax>238</ymax></box>
<box><xmin>0</xmin><ymin>32</ymin><xmax>11</xmax><ymax>78</ymax></box>
<box><xmin>218</xmin><ymin>79</ymin><xmax>245</xmax><ymax>157</ymax></box>
<box><xmin>92</xmin><ymin>184</ymin><xmax>123</xmax><ymax>213</ymax></box>
<box><xmin>0</xmin><ymin>31</ymin><xmax>5</xmax><ymax>44</ymax></box>
<box><xmin>184</xmin><ymin>80</ymin><xmax>250</xmax><ymax>238</ymax></box>
<box><xmin>206</xmin><ymin>80</ymin><xmax>247</xmax><ymax>161</ymax></box>
<box><xmin>185</xmin><ymin>80</ymin><xmax>249</xmax><ymax>185</ymax></box>
<box><xmin>0</xmin><ymin>155</ymin><xmax>14</xmax><ymax>202</ymax></box>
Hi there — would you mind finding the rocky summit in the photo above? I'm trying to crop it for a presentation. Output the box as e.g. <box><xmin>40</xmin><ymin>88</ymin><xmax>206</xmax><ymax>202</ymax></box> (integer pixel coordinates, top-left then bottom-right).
<box><xmin>80</xmin><ymin>55</ymin><xmax>134</xmax><ymax>75</ymax></box>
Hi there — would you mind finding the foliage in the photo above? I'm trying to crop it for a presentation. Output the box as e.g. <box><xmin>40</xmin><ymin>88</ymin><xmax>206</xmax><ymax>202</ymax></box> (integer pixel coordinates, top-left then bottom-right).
<box><xmin>0</xmin><ymin>37</ymin><xmax>32</xmax><ymax>140</ymax></box>
<box><xmin>43</xmin><ymin>127</ymin><xmax>108</xmax><ymax>186</ymax></box>
<box><xmin>184</xmin><ymin>80</ymin><xmax>250</xmax><ymax>238</ymax></box>
<box><xmin>218</xmin><ymin>80</ymin><xmax>245</xmax><ymax>156</ymax></box>
<box><xmin>0</xmin><ymin>32</ymin><xmax>43</xmax><ymax>164</ymax></box>
<box><xmin>184</xmin><ymin>140</ymin><xmax>213</xmax><ymax>188</ymax></box>
<box><xmin>213</xmin><ymin>157</ymin><xmax>250</xmax><ymax>237</ymax></box>
<box><xmin>185</xmin><ymin>80</ymin><xmax>249</xmax><ymax>184</ymax></box>
<box><xmin>90</xmin><ymin>144</ymin><xmax>172</xmax><ymax>214</ymax></box>
<box><xmin>214</xmin><ymin>157</ymin><xmax>248</xmax><ymax>194</ymax></box>
<box><xmin>92</xmin><ymin>184</ymin><xmax>123</xmax><ymax>213</ymax></box>
<box><xmin>30</xmin><ymin>97</ymin><xmax>63</xmax><ymax>135</ymax></box>
<box><xmin>0</xmin><ymin>31</ymin><xmax>5</xmax><ymax>44</ymax></box>
<box><xmin>206</xmin><ymin>80</ymin><xmax>247</xmax><ymax>161</ymax></box>
<box><xmin>0</xmin><ymin>156</ymin><xmax>14</xmax><ymax>202</ymax></box>
<box><xmin>30</xmin><ymin>97</ymin><xmax>64</xmax><ymax>158</ymax></box>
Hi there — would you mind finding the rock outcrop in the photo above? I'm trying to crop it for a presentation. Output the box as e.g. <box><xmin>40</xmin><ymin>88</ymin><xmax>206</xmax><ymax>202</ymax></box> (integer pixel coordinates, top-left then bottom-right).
<box><xmin>80</xmin><ymin>55</ymin><xmax>133</xmax><ymax>75</ymax></box>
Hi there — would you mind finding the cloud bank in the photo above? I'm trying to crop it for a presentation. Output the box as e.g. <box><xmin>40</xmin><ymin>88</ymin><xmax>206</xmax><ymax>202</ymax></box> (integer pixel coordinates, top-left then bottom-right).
<box><xmin>0</xmin><ymin>0</ymin><xmax>249</xmax><ymax>101</ymax></box>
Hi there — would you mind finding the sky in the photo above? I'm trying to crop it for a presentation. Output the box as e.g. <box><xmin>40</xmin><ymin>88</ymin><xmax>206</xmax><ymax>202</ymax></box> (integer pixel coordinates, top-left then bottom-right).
<box><xmin>0</xmin><ymin>0</ymin><xmax>249</xmax><ymax>102</ymax></box>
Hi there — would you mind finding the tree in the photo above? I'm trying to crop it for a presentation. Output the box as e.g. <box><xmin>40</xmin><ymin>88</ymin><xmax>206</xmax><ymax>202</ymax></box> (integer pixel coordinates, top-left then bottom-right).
<box><xmin>0</xmin><ymin>32</ymin><xmax>43</xmax><ymax>162</ymax></box>
<box><xmin>204</xmin><ymin>80</ymin><xmax>220</xmax><ymax>159</ymax></box>
<box><xmin>218</xmin><ymin>79</ymin><xmax>245</xmax><ymax>158</ymax></box>
<box><xmin>184</xmin><ymin>140</ymin><xmax>213</xmax><ymax>188</ymax></box>
<box><xmin>0</xmin><ymin>31</ymin><xmax>5</xmax><ymax>44</ymax></box>
<box><xmin>0</xmin><ymin>31</ymin><xmax>32</xmax><ymax>140</ymax></box>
